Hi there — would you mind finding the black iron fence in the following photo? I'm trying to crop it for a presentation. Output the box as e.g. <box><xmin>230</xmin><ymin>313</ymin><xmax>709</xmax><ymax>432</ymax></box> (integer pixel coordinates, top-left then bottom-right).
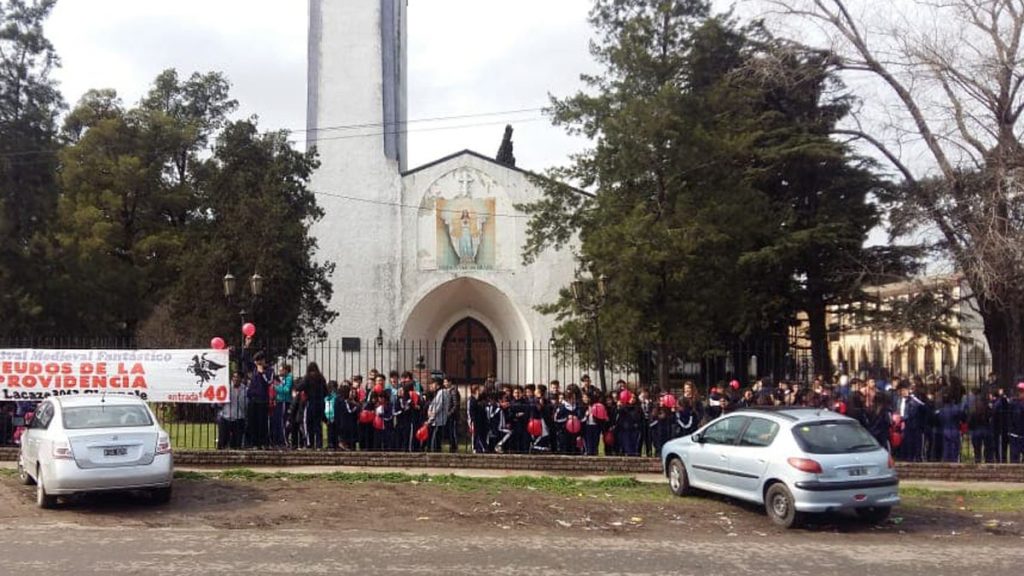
<box><xmin>2</xmin><ymin>336</ymin><xmax>1007</xmax><ymax>461</ymax></box>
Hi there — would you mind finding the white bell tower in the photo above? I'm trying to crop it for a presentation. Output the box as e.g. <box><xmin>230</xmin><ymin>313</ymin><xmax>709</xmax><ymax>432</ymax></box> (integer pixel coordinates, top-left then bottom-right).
<box><xmin>307</xmin><ymin>0</ymin><xmax>408</xmax><ymax>341</ymax></box>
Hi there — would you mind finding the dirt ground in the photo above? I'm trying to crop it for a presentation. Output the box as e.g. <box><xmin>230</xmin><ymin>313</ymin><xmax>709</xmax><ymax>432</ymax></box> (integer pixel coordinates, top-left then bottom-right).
<box><xmin>1</xmin><ymin>473</ymin><xmax>1021</xmax><ymax>540</ymax></box>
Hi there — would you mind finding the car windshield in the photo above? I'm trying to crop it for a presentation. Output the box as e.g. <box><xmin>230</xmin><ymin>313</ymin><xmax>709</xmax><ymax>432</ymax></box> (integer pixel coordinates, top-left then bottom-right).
<box><xmin>791</xmin><ymin>420</ymin><xmax>879</xmax><ymax>454</ymax></box>
<box><xmin>62</xmin><ymin>405</ymin><xmax>153</xmax><ymax>430</ymax></box>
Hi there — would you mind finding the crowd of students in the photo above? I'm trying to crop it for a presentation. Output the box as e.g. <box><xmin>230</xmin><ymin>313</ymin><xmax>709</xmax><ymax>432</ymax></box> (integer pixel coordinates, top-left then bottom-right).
<box><xmin>217</xmin><ymin>353</ymin><xmax>1024</xmax><ymax>463</ymax></box>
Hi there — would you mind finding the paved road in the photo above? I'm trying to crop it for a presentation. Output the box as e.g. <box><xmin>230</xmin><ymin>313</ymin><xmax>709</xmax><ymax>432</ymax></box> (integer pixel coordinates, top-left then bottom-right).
<box><xmin>3</xmin><ymin>523</ymin><xmax>1022</xmax><ymax>576</ymax></box>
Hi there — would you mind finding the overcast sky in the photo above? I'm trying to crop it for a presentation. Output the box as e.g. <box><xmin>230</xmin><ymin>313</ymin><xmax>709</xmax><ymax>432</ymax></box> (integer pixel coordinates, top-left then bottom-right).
<box><xmin>46</xmin><ymin>0</ymin><xmax>600</xmax><ymax>172</ymax></box>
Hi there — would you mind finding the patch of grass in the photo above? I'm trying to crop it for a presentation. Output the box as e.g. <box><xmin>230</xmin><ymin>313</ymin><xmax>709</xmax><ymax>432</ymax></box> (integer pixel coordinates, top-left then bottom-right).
<box><xmin>900</xmin><ymin>487</ymin><xmax>1024</xmax><ymax>513</ymax></box>
<box><xmin>0</xmin><ymin>468</ymin><xmax>15</xmax><ymax>478</ymax></box>
<box><xmin>173</xmin><ymin>468</ymin><xmax>669</xmax><ymax>501</ymax></box>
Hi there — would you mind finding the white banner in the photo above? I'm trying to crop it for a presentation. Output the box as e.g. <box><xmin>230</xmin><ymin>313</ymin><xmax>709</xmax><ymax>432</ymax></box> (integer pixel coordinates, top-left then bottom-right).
<box><xmin>0</xmin><ymin>349</ymin><xmax>230</xmax><ymax>403</ymax></box>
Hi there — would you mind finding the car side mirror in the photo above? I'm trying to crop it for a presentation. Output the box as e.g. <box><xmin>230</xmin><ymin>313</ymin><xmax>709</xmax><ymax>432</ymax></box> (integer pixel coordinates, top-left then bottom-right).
<box><xmin>693</xmin><ymin>433</ymin><xmax>705</xmax><ymax>444</ymax></box>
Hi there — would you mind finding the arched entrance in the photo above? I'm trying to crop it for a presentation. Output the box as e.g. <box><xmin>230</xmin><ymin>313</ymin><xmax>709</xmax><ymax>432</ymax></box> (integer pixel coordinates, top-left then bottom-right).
<box><xmin>442</xmin><ymin>318</ymin><xmax>497</xmax><ymax>384</ymax></box>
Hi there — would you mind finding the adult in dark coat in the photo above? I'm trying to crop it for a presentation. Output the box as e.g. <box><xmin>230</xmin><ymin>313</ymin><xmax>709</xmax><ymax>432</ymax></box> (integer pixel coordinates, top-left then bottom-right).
<box><xmin>296</xmin><ymin>362</ymin><xmax>328</xmax><ymax>450</ymax></box>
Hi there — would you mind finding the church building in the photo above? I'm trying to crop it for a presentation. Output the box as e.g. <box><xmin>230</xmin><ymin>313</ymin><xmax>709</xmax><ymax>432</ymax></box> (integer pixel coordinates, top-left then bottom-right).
<box><xmin>306</xmin><ymin>0</ymin><xmax>577</xmax><ymax>383</ymax></box>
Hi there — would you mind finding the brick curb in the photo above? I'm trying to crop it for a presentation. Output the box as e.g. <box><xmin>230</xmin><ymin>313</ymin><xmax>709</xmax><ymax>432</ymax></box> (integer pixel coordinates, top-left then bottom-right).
<box><xmin>2</xmin><ymin>446</ymin><xmax>1021</xmax><ymax>481</ymax></box>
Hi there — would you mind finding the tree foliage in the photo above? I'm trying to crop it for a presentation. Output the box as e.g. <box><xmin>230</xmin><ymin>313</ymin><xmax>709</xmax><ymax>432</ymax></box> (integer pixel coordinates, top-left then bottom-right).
<box><xmin>0</xmin><ymin>0</ymin><xmax>63</xmax><ymax>334</ymax></box>
<box><xmin>767</xmin><ymin>0</ymin><xmax>1024</xmax><ymax>381</ymax></box>
<box><xmin>522</xmin><ymin>0</ymin><xmax>910</xmax><ymax>383</ymax></box>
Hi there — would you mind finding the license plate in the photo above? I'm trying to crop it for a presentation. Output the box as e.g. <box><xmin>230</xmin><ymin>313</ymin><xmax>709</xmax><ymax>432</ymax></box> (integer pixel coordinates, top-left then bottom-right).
<box><xmin>848</xmin><ymin>467</ymin><xmax>868</xmax><ymax>477</ymax></box>
<box><xmin>104</xmin><ymin>447</ymin><xmax>127</xmax><ymax>457</ymax></box>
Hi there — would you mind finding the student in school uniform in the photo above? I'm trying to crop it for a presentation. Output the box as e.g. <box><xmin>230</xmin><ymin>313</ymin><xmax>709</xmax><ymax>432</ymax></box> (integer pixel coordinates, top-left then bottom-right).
<box><xmin>968</xmin><ymin>389</ymin><xmax>997</xmax><ymax>463</ymax></box>
<box><xmin>465</xmin><ymin>385</ymin><xmax>488</xmax><ymax>453</ymax></box>
<box><xmin>486</xmin><ymin>391</ymin><xmax>513</xmax><ymax>453</ymax></box>
<box><xmin>602</xmin><ymin>394</ymin><xmax>619</xmax><ymax>455</ymax></box>
<box><xmin>649</xmin><ymin>404</ymin><xmax>673</xmax><ymax>457</ymax></box>
<box><xmin>616</xmin><ymin>395</ymin><xmax>642</xmax><ymax>457</ymax></box>
<box><xmin>936</xmin><ymin>388</ymin><xmax>966</xmax><ymax>462</ymax></box>
<box><xmin>509</xmin><ymin>386</ymin><xmax>530</xmax><ymax>453</ymax></box>
<box><xmin>554</xmin><ymin>389</ymin><xmax>584</xmax><ymax>454</ymax></box>
<box><xmin>896</xmin><ymin>381</ymin><xmax>927</xmax><ymax>461</ymax></box>
<box><xmin>427</xmin><ymin>377</ymin><xmax>451</xmax><ymax>452</ymax></box>
<box><xmin>337</xmin><ymin>382</ymin><xmax>359</xmax><ymax>451</ymax></box>
<box><xmin>674</xmin><ymin>398</ymin><xmax>700</xmax><ymax>438</ymax></box>
<box><xmin>1009</xmin><ymin>384</ymin><xmax>1024</xmax><ymax>463</ymax></box>
<box><xmin>324</xmin><ymin>381</ymin><xmax>339</xmax><ymax>450</ymax></box>
<box><xmin>372</xmin><ymin>393</ymin><xmax>394</xmax><ymax>452</ymax></box>
<box><xmin>394</xmin><ymin>384</ymin><xmax>417</xmax><ymax>452</ymax></box>
<box><xmin>286</xmin><ymin>385</ymin><xmax>306</xmax><ymax>450</ymax></box>
<box><xmin>530</xmin><ymin>385</ymin><xmax>553</xmax><ymax>452</ymax></box>
<box><xmin>581</xmin><ymin>392</ymin><xmax>603</xmax><ymax>456</ymax></box>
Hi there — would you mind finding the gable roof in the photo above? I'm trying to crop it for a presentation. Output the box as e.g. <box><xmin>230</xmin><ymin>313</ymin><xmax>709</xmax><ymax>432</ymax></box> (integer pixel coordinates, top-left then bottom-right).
<box><xmin>401</xmin><ymin>149</ymin><xmax>594</xmax><ymax>198</ymax></box>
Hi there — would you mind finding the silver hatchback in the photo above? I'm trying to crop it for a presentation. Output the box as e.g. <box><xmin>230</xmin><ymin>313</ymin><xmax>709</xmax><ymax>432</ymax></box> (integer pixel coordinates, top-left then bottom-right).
<box><xmin>660</xmin><ymin>407</ymin><xmax>899</xmax><ymax>528</ymax></box>
<box><xmin>17</xmin><ymin>395</ymin><xmax>174</xmax><ymax>508</ymax></box>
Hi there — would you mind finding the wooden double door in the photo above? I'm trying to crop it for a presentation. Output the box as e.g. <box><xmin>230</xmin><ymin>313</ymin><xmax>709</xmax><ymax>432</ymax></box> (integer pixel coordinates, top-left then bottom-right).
<box><xmin>442</xmin><ymin>318</ymin><xmax>496</xmax><ymax>384</ymax></box>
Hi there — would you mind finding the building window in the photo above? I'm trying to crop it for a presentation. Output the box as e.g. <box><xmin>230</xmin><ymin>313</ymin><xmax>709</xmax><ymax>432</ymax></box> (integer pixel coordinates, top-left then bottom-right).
<box><xmin>907</xmin><ymin>344</ymin><xmax>918</xmax><ymax>376</ymax></box>
<box><xmin>923</xmin><ymin>344</ymin><xmax>935</xmax><ymax>375</ymax></box>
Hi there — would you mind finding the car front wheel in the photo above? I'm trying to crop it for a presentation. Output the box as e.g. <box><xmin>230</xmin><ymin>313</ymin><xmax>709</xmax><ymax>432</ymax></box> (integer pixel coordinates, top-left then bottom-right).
<box><xmin>36</xmin><ymin>467</ymin><xmax>57</xmax><ymax>509</ymax></box>
<box><xmin>668</xmin><ymin>458</ymin><xmax>690</xmax><ymax>497</ymax></box>
<box><xmin>765</xmin><ymin>483</ymin><xmax>803</xmax><ymax>529</ymax></box>
<box><xmin>855</xmin><ymin>506</ymin><xmax>892</xmax><ymax>524</ymax></box>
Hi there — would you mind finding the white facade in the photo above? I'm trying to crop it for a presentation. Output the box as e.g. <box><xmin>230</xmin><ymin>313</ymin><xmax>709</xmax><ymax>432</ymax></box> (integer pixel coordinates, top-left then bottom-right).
<box><xmin>306</xmin><ymin>0</ymin><xmax>576</xmax><ymax>380</ymax></box>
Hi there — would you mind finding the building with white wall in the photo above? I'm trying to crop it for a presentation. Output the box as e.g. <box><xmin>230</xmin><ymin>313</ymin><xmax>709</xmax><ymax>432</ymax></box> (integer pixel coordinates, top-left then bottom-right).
<box><xmin>306</xmin><ymin>0</ymin><xmax>577</xmax><ymax>383</ymax></box>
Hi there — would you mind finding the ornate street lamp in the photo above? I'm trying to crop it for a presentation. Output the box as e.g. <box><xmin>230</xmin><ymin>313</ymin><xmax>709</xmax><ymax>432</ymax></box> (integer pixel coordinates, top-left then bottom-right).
<box><xmin>222</xmin><ymin>272</ymin><xmax>237</xmax><ymax>299</ymax></box>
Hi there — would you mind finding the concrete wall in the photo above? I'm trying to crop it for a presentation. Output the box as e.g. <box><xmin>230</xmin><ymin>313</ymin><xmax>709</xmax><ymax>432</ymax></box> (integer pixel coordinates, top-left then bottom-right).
<box><xmin>308</xmin><ymin>0</ymin><xmax>405</xmax><ymax>342</ymax></box>
<box><xmin>398</xmin><ymin>153</ymin><xmax>576</xmax><ymax>353</ymax></box>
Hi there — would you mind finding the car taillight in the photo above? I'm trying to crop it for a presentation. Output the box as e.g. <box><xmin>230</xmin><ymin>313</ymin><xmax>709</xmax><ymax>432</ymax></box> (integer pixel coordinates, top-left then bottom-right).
<box><xmin>51</xmin><ymin>440</ymin><xmax>74</xmax><ymax>460</ymax></box>
<box><xmin>156</xmin><ymin>434</ymin><xmax>171</xmax><ymax>455</ymax></box>
<box><xmin>887</xmin><ymin>454</ymin><xmax>895</xmax><ymax>469</ymax></box>
<box><xmin>787</xmin><ymin>457</ymin><xmax>823</xmax><ymax>474</ymax></box>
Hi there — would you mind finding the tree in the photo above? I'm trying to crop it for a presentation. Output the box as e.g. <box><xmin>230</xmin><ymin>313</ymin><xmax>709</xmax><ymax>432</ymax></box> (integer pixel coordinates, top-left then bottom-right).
<box><xmin>766</xmin><ymin>0</ymin><xmax>1024</xmax><ymax>382</ymax></box>
<box><xmin>730</xmin><ymin>44</ymin><xmax>922</xmax><ymax>376</ymax></box>
<box><xmin>52</xmin><ymin>90</ymin><xmax>187</xmax><ymax>336</ymax></box>
<box><xmin>521</xmin><ymin>1</ymin><xmax>777</xmax><ymax>386</ymax></box>
<box><xmin>167</xmin><ymin>119</ymin><xmax>336</xmax><ymax>348</ymax></box>
<box><xmin>0</xmin><ymin>0</ymin><xmax>63</xmax><ymax>335</ymax></box>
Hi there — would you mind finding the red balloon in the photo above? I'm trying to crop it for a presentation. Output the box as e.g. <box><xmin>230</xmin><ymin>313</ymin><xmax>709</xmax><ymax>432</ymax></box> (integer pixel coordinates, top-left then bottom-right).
<box><xmin>415</xmin><ymin>424</ymin><xmax>430</xmax><ymax>443</ymax></box>
<box><xmin>242</xmin><ymin>323</ymin><xmax>256</xmax><ymax>337</ymax></box>
<box><xmin>410</xmin><ymin>391</ymin><xmax>420</xmax><ymax>407</ymax></box>
<box><xmin>591</xmin><ymin>402</ymin><xmax>608</xmax><ymax>421</ymax></box>
<box><xmin>565</xmin><ymin>416</ymin><xmax>582</xmax><ymax>435</ymax></box>
<box><xmin>603</xmin><ymin>430</ymin><xmax>615</xmax><ymax>447</ymax></box>
<box><xmin>959</xmin><ymin>422</ymin><xmax>969</xmax><ymax>435</ymax></box>
<box><xmin>373</xmin><ymin>415</ymin><xmax>385</xmax><ymax>430</ymax></box>
<box><xmin>889</xmin><ymin>431</ymin><xmax>903</xmax><ymax>449</ymax></box>
<box><xmin>891</xmin><ymin>414</ymin><xmax>903</xmax><ymax>427</ymax></box>
<box><xmin>661</xmin><ymin>394</ymin><xmax>677</xmax><ymax>409</ymax></box>
<box><xmin>210</xmin><ymin>337</ymin><xmax>226</xmax><ymax>350</ymax></box>
<box><xmin>373</xmin><ymin>384</ymin><xmax>384</xmax><ymax>395</ymax></box>
<box><xmin>527</xmin><ymin>418</ymin><xmax>543</xmax><ymax>437</ymax></box>
<box><xmin>359</xmin><ymin>410</ymin><xmax>374</xmax><ymax>424</ymax></box>
<box><xmin>619</xmin><ymin>390</ymin><xmax>633</xmax><ymax>404</ymax></box>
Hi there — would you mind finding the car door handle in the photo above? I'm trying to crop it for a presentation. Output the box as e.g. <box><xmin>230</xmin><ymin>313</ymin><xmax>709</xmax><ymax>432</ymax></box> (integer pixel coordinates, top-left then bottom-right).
<box><xmin>757</xmin><ymin>459</ymin><xmax>766</xmax><ymax>464</ymax></box>
<box><xmin>718</xmin><ymin>454</ymin><xmax>727</xmax><ymax>460</ymax></box>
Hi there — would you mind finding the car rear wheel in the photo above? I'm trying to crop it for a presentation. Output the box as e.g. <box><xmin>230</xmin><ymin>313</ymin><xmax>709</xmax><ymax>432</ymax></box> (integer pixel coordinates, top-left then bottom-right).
<box><xmin>36</xmin><ymin>467</ymin><xmax>57</xmax><ymax>509</ymax></box>
<box><xmin>765</xmin><ymin>483</ymin><xmax>803</xmax><ymax>529</ymax></box>
<box><xmin>668</xmin><ymin>458</ymin><xmax>690</xmax><ymax>496</ymax></box>
<box><xmin>151</xmin><ymin>486</ymin><xmax>172</xmax><ymax>505</ymax></box>
<box><xmin>18</xmin><ymin>456</ymin><xmax>34</xmax><ymax>486</ymax></box>
<box><xmin>855</xmin><ymin>506</ymin><xmax>892</xmax><ymax>524</ymax></box>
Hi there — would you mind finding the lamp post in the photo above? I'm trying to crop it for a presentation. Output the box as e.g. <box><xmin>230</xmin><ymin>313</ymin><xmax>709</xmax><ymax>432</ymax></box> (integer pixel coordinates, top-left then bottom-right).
<box><xmin>223</xmin><ymin>271</ymin><xmax>264</xmax><ymax>370</ymax></box>
<box><xmin>572</xmin><ymin>272</ymin><xmax>608</xmax><ymax>392</ymax></box>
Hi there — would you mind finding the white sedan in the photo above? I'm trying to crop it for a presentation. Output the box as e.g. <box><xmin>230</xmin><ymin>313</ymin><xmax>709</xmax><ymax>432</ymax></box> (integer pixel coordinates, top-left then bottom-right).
<box><xmin>17</xmin><ymin>395</ymin><xmax>174</xmax><ymax>508</ymax></box>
